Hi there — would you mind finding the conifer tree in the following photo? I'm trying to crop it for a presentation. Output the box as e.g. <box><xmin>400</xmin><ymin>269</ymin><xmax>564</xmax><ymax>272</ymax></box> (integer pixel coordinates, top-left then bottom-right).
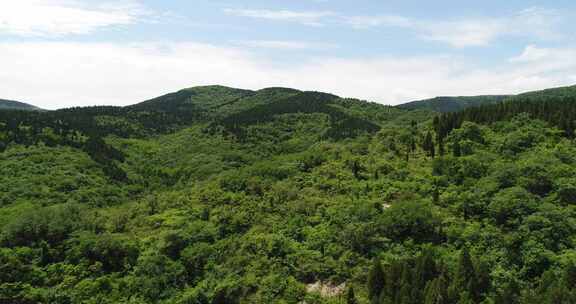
<box><xmin>564</xmin><ymin>263</ymin><xmax>576</xmax><ymax>289</ymax></box>
<box><xmin>415</xmin><ymin>248</ymin><xmax>438</xmax><ymax>290</ymax></box>
<box><xmin>367</xmin><ymin>259</ymin><xmax>385</xmax><ymax>302</ymax></box>
<box><xmin>423</xmin><ymin>275</ymin><xmax>448</xmax><ymax>304</ymax></box>
<box><xmin>423</xmin><ymin>131</ymin><xmax>435</xmax><ymax>158</ymax></box>
<box><xmin>346</xmin><ymin>286</ymin><xmax>358</xmax><ymax>304</ymax></box>
<box><xmin>452</xmin><ymin>140</ymin><xmax>461</xmax><ymax>157</ymax></box>
<box><xmin>475</xmin><ymin>259</ymin><xmax>491</xmax><ymax>301</ymax></box>
<box><xmin>384</xmin><ymin>261</ymin><xmax>404</xmax><ymax>301</ymax></box>
<box><xmin>449</xmin><ymin>248</ymin><xmax>476</xmax><ymax>302</ymax></box>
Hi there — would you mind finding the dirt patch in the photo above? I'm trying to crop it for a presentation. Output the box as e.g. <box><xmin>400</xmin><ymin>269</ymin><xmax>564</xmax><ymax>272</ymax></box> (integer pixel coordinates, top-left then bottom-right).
<box><xmin>306</xmin><ymin>281</ymin><xmax>346</xmax><ymax>297</ymax></box>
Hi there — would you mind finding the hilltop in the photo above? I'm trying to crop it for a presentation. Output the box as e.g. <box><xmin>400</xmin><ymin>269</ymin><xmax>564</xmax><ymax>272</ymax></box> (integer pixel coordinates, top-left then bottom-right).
<box><xmin>396</xmin><ymin>95</ymin><xmax>510</xmax><ymax>112</ymax></box>
<box><xmin>0</xmin><ymin>99</ymin><xmax>43</xmax><ymax>111</ymax></box>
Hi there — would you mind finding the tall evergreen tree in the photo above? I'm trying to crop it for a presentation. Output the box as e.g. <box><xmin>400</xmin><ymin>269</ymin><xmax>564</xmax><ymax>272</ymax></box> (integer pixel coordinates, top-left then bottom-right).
<box><xmin>452</xmin><ymin>140</ymin><xmax>461</xmax><ymax>157</ymax></box>
<box><xmin>449</xmin><ymin>248</ymin><xmax>477</xmax><ymax>302</ymax></box>
<box><xmin>424</xmin><ymin>275</ymin><xmax>448</xmax><ymax>304</ymax></box>
<box><xmin>423</xmin><ymin>131</ymin><xmax>435</xmax><ymax>158</ymax></box>
<box><xmin>564</xmin><ymin>263</ymin><xmax>576</xmax><ymax>289</ymax></box>
<box><xmin>415</xmin><ymin>248</ymin><xmax>438</xmax><ymax>290</ymax></box>
<box><xmin>346</xmin><ymin>286</ymin><xmax>358</xmax><ymax>304</ymax></box>
<box><xmin>367</xmin><ymin>259</ymin><xmax>385</xmax><ymax>302</ymax></box>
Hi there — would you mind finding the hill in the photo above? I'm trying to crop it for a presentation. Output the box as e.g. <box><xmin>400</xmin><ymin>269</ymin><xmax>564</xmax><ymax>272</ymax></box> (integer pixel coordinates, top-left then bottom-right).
<box><xmin>0</xmin><ymin>99</ymin><xmax>42</xmax><ymax>111</ymax></box>
<box><xmin>397</xmin><ymin>95</ymin><xmax>510</xmax><ymax>112</ymax></box>
<box><xmin>1</xmin><ymin>84</ymin><xmax>576</xmax><ymax>303</ymax></box>
<box><xmin>435</xmin><ymin>84</ymin><xmax>576</xmax><ymax>140</ymax></box>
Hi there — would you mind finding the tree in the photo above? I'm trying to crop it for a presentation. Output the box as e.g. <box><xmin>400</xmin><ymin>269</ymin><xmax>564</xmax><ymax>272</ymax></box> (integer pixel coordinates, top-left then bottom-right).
<box><xmin>423</xmin><ymin>131</ymin><xmax>436</xmax><ymax>158</ymax></box>
<box><xmin>452</xmin><ymin>139</ymin><xmax>461</xmax><ymax>157</ymax></box>
<box><xmin>424</xmin><ymin>275</ymin><xmax>448</xmax><ymax>304</ymax></box>
<box><xmin>415</xmin><ymin>248</ymin><xmax>438</xmax><ymax>289</ymax></box>
<box><xmin>367</xmin><ymin>259</ymin><xmax>385</xmax><ymax>302</ymax></box>
<box><xmin>495</xmin><ymin>280</ymin><xmax>520</xmax><ymax>304</ymax></box>
<box><xmin>346</xmin><ymin>286</ymin><xmax>358</xmax><ymax>304</ymax></box>
<box><xmin>449</xmin><ymin>248</ymin><xmax>477</xmax><ymax>302</ymax></box>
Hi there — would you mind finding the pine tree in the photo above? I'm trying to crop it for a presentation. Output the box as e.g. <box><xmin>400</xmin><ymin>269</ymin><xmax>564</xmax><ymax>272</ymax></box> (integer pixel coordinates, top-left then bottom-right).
<box><xmin>452</xmin><ymin>140</ymin><xmax>461</xmax><ymax>157</ymax></box>
<box><xmin>39</xmin><ymin>240</ymin><xmax>51</xmax><ymax>266</ymax></box>
<box><xmin>449</xmin><ymin>248</ymin><xmax>476</xmax><ymax>302</ymax></box>
<box><xmin>385</xmin><ymin>261</ymin><xmax>404</xmax><ymax>301</ymax></box>
<box><xmin>423</xmin><ymin>275</ymin><xmax>448</xmax><ymax>304</ymax></box>
<box><xmin>475</xmin><ymin>259</ymin><xmax>491</xmax><ymax>301</ymax></box>
<box><xmin>415</xmin><ymin>248</ymin><xmax>438</xmax><ymax>290</ymax></box>
<box><xmin>346</xmin><ymin>286</ymin><xmax>358</xmax><ymax>304</ymax></box>
<box><xmin>422</xmin><ymin>131</ymin><xmax>435</xmax><ymax>158</ymax></box>
<box><xmin>398</xmin><ymin>261</ymin><xmax>416</xmax><ymax>304</ymax></box>
<box><xmin>367</xmin><ymin>259</ymin><xmax>385</xmax><ymax>302</ymax></box>
<box><xmin>438</xmin><ymin>137</ymin><xmax>445</xmax><ymax>156</ymax></box>
<box><xmin>564</xmin><ymin>263</ymin><xmax>576</xmax><ymax>289</ymax></box>
<box><xmin>396</xmin><ymin>284</ymin><xmax>413</xmax><ymax>304</ymax></box>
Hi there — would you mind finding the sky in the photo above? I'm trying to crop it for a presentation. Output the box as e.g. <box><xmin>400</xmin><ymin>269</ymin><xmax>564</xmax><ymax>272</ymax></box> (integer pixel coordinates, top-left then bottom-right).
<box><xmin>1</xmin><ymin>0</ymin><xmax>576</xmax><ymax>109</ymax></box>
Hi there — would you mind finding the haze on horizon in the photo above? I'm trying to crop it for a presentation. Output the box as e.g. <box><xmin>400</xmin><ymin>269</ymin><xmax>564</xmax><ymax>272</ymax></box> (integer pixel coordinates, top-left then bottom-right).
<box><xmin>1</xmin><ymin>0</ymin><xmax>576</xmax><ymax>110</ymax></box>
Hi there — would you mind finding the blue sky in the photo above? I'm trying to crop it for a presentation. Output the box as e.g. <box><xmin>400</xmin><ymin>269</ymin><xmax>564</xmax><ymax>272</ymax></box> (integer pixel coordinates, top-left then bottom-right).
<box><xmin>1</xmin><ymin>0</ymin><xmax>576</xmax><ymax>109</ymax></box>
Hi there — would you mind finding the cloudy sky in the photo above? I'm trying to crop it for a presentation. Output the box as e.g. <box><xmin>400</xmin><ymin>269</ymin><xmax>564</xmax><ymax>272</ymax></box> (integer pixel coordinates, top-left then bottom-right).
<box><xmin>1</xmin><ymin>0</ymin><xmax>576</xmax><ymax>109</ymax></box>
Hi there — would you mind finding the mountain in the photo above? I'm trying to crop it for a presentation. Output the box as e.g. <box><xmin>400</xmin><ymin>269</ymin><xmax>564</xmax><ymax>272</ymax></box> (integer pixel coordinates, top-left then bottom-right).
<box><xmin>434</xmin><ymin>84</ymin><xmax>576</xmax><ymax>139</ymax></box>
<box><xmin>0</xmin><ymin>98</ymin><xmax>42</xmax><ymax>111</ymax></box>
<box><xmin>2</xmin><ymin>84</ymin><xmax>576</xmax><ymax>303</ymax></box>
<box><xmin>397</xmin><ymin>95</ymin><xmax>510</xmax><ymax>112</ymax></box>
<box><xmin>506</xmin><ymin>84</ymin><xmax>576</xmax><ymax>101</ymax></box>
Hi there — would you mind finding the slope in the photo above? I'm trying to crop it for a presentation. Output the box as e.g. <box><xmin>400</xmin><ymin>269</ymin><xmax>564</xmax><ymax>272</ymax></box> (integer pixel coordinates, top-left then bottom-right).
<box><xmin>0</xmin><ymin>99</ymin><xmax>43</xmax><ymax>111</ymax></box>
<box><xmin>2</xmin><ymin>84</ymin><xmax>576</xmax><ymax>303</ymax></box>
<box><xmin>397</xmin><ymin>95</ymin><xmax>509</xmax><ymax>112</ymax></box>
<box><xmin>435</xmin><ymin>84</ymin><xmax>576</xmax><ymax>140</ymax></box>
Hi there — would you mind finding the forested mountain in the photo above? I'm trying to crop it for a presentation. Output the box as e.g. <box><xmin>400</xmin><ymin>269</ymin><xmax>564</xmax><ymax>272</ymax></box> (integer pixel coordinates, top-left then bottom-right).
<box><xmin>435</xmin><ymin>84</ymin><xmax>576</xmax><ymax>141</ymax></box>
<box><xmin>2</xmin><ymin>84</ymin><xmax>576</xmax><ymax>303</ymax></box>
<box><xmin>0</xmin><ymin>99</ymin><xmax>42</xmax><ymax>111</ymax></box>
<box><xmin>397</xmin><ymin>95</ymin><xmax>510</xmax><ymax>112</ymax></box>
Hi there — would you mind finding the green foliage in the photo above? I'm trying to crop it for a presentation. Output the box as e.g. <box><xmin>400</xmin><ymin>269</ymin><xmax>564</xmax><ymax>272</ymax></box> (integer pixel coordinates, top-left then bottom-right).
<box><xmin>398</xmin><ymin>95</ymin><xmax>509</xmax><ymax>113</ymax></box>
<box><xmin>2</xmin><ymin>85</ymin><xmax>576</xmax><ymax>303</ymax></box>
<box><xmin>379</xmin><ymin>200</ymin><xmax>443</xmax><ymax>243</ymax></box>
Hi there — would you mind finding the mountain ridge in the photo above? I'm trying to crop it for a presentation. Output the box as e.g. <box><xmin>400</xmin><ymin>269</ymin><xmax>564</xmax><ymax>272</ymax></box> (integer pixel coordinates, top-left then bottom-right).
<box><xmin>396</xmin><ymin>95</ymin><xmax>510</xmax><ymax>112</ymax></box>
<box><xmin>0</xmin><ymin>99</ymin><xmax>43</xmax><ymax>111</ymax></box>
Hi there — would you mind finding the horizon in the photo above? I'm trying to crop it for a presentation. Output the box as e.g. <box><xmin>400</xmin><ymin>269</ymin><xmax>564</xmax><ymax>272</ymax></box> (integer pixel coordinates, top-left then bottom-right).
<box><xmin>2</xmin><ymin>0</ymin><xmax>576</xmax><ymax>110</ymax></box>
<box><xmin>5</xmin><ymin>83</ymin><xmax>575</xmax><ymax>111</ymax></box>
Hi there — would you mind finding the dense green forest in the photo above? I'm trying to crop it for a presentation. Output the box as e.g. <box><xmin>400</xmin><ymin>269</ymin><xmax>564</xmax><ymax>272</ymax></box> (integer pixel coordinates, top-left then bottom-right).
<box><xmin>1</xmin><ymin>85</ymin><xmax>576</xmax><ymax>303</ymax></box>
<box><xmin>397</xmin><ymin>95</ymin><xmax>509</xmax><ymax>113</ymax></box>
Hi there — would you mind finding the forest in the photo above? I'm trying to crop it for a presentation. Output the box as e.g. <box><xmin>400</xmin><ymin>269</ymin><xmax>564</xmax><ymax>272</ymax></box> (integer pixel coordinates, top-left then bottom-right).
<box><xmin>1</xmin><ymin>85</ymin><xmax>576</xmax><ymax>303</ymax></box>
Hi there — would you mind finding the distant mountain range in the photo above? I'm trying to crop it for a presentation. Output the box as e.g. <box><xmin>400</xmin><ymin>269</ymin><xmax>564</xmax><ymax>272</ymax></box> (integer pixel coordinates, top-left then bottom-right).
<box><xmin>0</xmin><ymin>99</ymin><xmax>43</xmax><ymax>111</ymax></box>
<box><xmin>395</xmin><ymin>85</ymin><xmax>576</xmax><ymax>112</ymax></box>
<box><xmin>3</xmin><ymin>84</ymin><xmax>576</xmax><ymax>114</ymax></box>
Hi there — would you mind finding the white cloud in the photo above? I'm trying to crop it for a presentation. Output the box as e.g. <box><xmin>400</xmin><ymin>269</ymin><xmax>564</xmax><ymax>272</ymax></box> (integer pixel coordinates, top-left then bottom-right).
<box><xmin>223</xmin><ymin>8</ymin><xmax>334</xmax><ymax>26</ymax></box>
<box><xmin>508</xmin><ymin>45</ymin><xmax>576</xmax><ymax>74</ymax></box>
<box><xmin>347</xmin><ymin>7</ymin><xmax>564</xmax><ymax>47</ymax></box>
<box><xmin>344</xmin><ymin>15</ymin><xmax>413</xmax><ymax>29</ymax></box>
<box><xmin>420</xmin><ymin>19</ymin><xmax>506</xmax><ymax>47</ymax></box>
<box><xmin>0</xmin><ymin>0</ymin><xmax>149</xmax><ymax>37</ymax></box>
<box><xmin>510</xmin><ymin>45</ymin><xmax>553</xmax><ymax>62</ymax></box>
<box><xmin>0</xmin><ymin>42</ymin><xmax>575</xmax><ymax>109</ymax></box>
<box><xmin>233</xmin><ymin>40</ymin><xmax>338</xmax><ymax>50</ymax></box>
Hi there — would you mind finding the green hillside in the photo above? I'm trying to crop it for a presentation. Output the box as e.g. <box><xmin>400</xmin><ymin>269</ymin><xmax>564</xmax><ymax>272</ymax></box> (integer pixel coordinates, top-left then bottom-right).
<box><xmin>0</xmin><ymin>99</ymin><xmax>42</xmax><ymax>111</ymax></box>
<box><xmin>1</xmin><ymin>85</ymin><xmax>576</xmax><ymax>303</ymax></box>
<box><xmin>397</xmin><ymin>95</ymin><xmax>510</xmax><ymax>112</ymax></box>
